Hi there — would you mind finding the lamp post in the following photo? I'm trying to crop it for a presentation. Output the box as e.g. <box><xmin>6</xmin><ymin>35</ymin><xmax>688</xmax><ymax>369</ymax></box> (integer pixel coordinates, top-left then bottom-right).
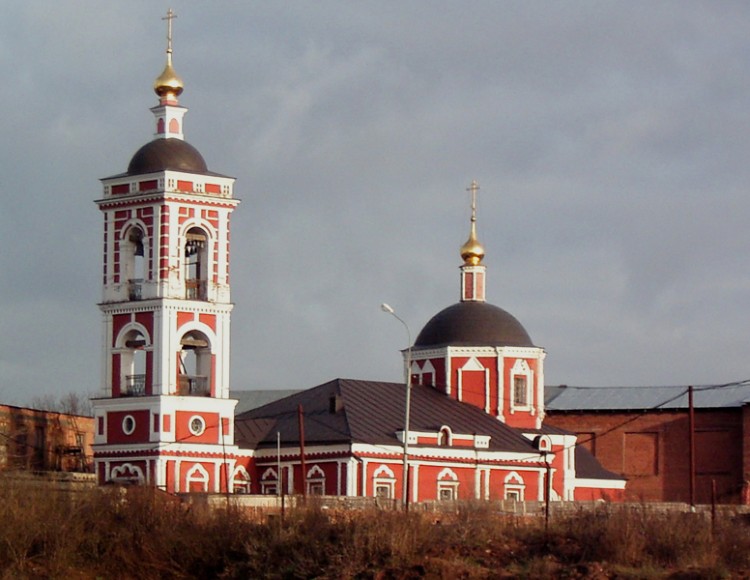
<box><xmin>381</xmin><ymin>303</ymin><xmax>412</xmax><ymax>509</ymax></box>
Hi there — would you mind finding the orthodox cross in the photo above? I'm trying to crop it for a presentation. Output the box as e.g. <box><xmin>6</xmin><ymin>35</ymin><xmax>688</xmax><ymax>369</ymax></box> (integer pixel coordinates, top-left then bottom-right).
<box><xmin>162</xmin><ymin>8</ymin><xmax>177</xmax><ymax>54</ymax></box>
<box><xmin>467</xmin><ymin>180</ymin><xmax>480</xmax><ymax>223</ymax></box>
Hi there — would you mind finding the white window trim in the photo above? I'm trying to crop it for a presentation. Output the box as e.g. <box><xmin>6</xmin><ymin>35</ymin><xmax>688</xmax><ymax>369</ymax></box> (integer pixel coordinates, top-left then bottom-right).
<box><xmin>437</xmin><ymin>467</ymin><xmax>459</xmax><ymax>501</ymax></box>
<box><xmin>504</xmin><ymin>471</ymin><xmax>526</xmax><ymax>501</ymax></box>
<box><xmin>260</xmin><ymin>467</ymin><xmax>279</xmax><ymax>494</ymax></box>
<box><xmin>231</xmin><ymin>465</ymin><xmax>251</xmax><ymax>493</ymax></box>
<box><xmin>188</xmin><ymin>415</ymin><xmax>206</xmax><ymax>436</ymax></box>
<box><xmin>306</xmin><ymin>464</ymin><xmax>326</xmax><ymax>496</ymax></box>
<box><xmin>122</xmin><ymin>415</ymin><xmax>136</xmax><ymax>435</ymax></box>
<box><xmin>373</xmin><ymin>464</ymin><xmax>396</xmax><ymax>498</ymax></box>
<box><xmin>185</xmin><ymin>463</ymin><xmax>210</xmax><ymax>493</ymax></box>
<box><xmin>111</xmin><ymin>463</ymin><xmax>145</xmax><ymax>484</ymax></box>
<box><xmin>510</xmin><ymin>359</ymin><xmax>533</xmax><ymax>413</ymax></box>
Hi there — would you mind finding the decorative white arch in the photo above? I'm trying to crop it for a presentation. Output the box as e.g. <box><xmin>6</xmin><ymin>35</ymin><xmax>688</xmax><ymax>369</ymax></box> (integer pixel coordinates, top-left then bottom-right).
<box><xmin>437</xmin><ymin>467</ymin><xmax>458</xmax><ymax>481</ymax></box>
<box><xmin>231</xmin><ymin>465</ymin><xmax>251</xmax><ymax>494</ymax></box>
<box><xmin>115</xmin><ymin>323</ymin><xmax>152</xmax><ymax>396</ymax></box>
<box><xmin>115</xmin><ymin>322</ymin><xmax>152</xmax><ymax>349</ymax></box>
<box><xmin>510</xmin><ymin>359</ymin><xmax>533</xmax><ymax>411</ymax></box>
<box><xmin>306</xmin><ymin>464</ymin><xmax>326</xmax><ymax>496</ymax></box>
<box><xmin>118</xmin><ymin>218</ymin><xmax>151</xmax><ymax>242</ymax></box>
<box><xmin>260</xmin><ymin>467</ymin><xmax>279</xmax><ymax>495</ymax></box>
<box><xmin>373</xmin><ymin>464</ymin><xmax>396</xmax><ymax>479</ymax></box>
<box><xmin>261</xmin><ymin>467</ymin><xmax>278</xmax><ymax>481</ymax></box>
<box><xmin>111</xmin><ymin>463</ymin><xmax>145</xmax><ymax>484</ymax></box>
<box><xmin>438</xmin><ymin>425</ymin><xmax>453</xmax><ymax>447</ymax></box>
<box><xmin>504</xmin><ymin>471</ymin><xmax>526</xmax><ymax>501</ymax></box>
<box><xmin>373</xmin><ymin>464</ymin><xmax>396</xmax><ymax>499</ymax></box>
<box><xmin>437</xmin><ymin>467</ymin><xmax>459</xmax><ymax>501</ymax></box>
<box><xmin>179</xmin><ymin>219</ymin><xmax>217</xmax><ymax>241</ymax></box>
<box><xmin>185</xmin><ymin>463</ymin><xmax>210</xmax><ymax>493</ymax></box>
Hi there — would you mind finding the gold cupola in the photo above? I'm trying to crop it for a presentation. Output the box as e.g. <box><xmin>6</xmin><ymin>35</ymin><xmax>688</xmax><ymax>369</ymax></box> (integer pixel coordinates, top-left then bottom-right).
<box><xmin>461</xmin><ymin>221</ymin><xmax>485</xmax><ymax>265</ymax></box>
<box><xmin>460</xmin><ymin>180</ymin><xmax>485</xmax><ymax>265</ymax></box>
<box><xmin>154</xmin><ymin>9</ymin><xmax>184</xmax><ymax>102</ymax></box>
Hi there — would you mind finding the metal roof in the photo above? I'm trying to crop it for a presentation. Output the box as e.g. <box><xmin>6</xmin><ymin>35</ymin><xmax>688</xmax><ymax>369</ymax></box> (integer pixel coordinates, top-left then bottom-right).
<box><xmin>545</xmin><ymin>382</ymin><xmax>750</xmax><ymax>412</ymax></box>
<box><xmin>231</xmin><ymin>389</ymin><xmax>302</xmax><ymax>415</ymax></box>
<box><xmin>235</xmin><ymin>378</ymin><xmax>537</xmax><ymax>454</ymax></box>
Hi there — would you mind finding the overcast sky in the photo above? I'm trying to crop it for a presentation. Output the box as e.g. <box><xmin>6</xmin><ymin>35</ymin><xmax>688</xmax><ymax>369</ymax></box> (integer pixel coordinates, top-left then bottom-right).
<box><xmin>1</xmin><ymin>2</ymin><xmax>749</xmax><ymax>405</ymax></box>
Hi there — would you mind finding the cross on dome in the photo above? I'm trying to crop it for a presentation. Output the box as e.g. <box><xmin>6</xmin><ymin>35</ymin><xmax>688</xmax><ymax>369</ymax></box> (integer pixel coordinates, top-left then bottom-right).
<box><xmin>154</xmin><ymin>8</ymin><xmax>184</xmax><ymax>103</ymax></box>
<box><xmin>460</xmin><ymin>179</ymin><xmax>485</xmax><ymax>266</ymax></box>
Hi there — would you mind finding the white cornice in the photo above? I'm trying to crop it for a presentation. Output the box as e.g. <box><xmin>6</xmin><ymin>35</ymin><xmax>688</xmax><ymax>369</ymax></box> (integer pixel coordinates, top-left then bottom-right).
<box><xmin>98</xmin><ymin>300</ymin><xmax>234</xmax><ymax>315</ymax></box>
<box><xmin>575</xmin><ymin>478</ymin><xmax>627</xmax><ymax>489</ymax></box>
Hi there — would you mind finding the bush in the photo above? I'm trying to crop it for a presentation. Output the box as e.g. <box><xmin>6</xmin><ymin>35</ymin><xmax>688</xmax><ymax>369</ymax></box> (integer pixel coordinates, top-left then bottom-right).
<box><xmin>1</xmin><ymin>478</ymin><xmax>750</xmax><ymax>578</ymax></box>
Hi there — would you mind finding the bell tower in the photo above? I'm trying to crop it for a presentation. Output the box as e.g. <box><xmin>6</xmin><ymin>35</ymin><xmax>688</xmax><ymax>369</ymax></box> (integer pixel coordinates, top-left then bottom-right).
<box><xmin>92</xmin><ymin>11</ymin><xmax>242</xmax><ymax>492</ymax></box>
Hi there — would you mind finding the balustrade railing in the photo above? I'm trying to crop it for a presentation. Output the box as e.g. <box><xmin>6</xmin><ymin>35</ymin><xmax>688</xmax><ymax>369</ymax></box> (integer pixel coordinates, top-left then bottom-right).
<box><xmin>185</xmin><ymin>279</ymin><xmax>207</xmax><ymax>301</ymax></box>
<box><xmin>128</xmin><ymin>279</ymin><xmax>143</xmax><ymax>301</ymax></box>
<box><xmin>178</xmin><ymin>375</ymin><xmax>210</xmax><ymax>396</ymax></box>
<box><xmin>124</xmin><ymin>374</ymin><xmax>146</xmax><ymax>396</ymax></box>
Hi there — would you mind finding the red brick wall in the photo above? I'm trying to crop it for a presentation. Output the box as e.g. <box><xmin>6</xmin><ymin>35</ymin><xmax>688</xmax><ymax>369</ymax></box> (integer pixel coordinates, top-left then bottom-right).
<box><xmin>545</xmin><ymin>409</ymin><xmax>744</xmax><ymax>504</ymax></box>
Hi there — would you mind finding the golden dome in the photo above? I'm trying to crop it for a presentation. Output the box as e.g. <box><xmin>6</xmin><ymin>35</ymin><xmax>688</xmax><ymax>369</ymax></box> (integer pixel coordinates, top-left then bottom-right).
<box><xmin>154</xmin><ymin>54</ymin><xmax>184</xmax><ymax>100</ymax></box>
<box><xmin>460</xmin><ymin>221</ymin><xmax>485</xmax><ymax>265</ymax></box>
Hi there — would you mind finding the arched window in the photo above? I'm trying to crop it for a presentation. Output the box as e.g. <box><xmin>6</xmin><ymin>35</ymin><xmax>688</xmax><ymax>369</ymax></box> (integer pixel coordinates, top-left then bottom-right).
<box><xmin>123</xmin><ymin>227</ymin><xmax>146</xmax><ymax>300</ymax></box>
<box><xmin>261</xmin><ymin>467</ymin><xmax>279</xmax><ymax>495</ymax></box>
<box><xmin>119</xmin><ymin>327</ymin><xmax>149</xmax><ymax>396</ymax></box>
<box><xmin>438</xmin><ymin>426</ymin><xmax>452</xmax><ymax>447</ymax></box>
<box><xmin>510</xmin><ymin>359</ymin><xmax>533</xmax><ymax>410</ymax></box>
<box><xmin>306</xmin><ymin>465</ymin><xmax>326</xmax><ymax>496</ymax></box>
<box><xmin>185</xmin><ymin>464</ymin><xmax>210</xmax><ymax>493</ymax></box>
<box><xmin>373</xmin><ymin>465</ymin><xmax>396</xmax><ymax>499</ymax></box>
<box><xmin>436</xmin><ymin>468</ymin><xmax>459</xmax><ymax>501</ymax></box>
<box><xmin>504</xmin><ymin>471</ymin><xmax>526</xmax><ymax>501</ymax></box>
<box><xmin>184</xmin><ymin>227</ymin><xmax>208</xmax><ymax>300</ymax></box>
<box><xmin>178</xmin><ymin>331</ymin><xmax>211</xmax><ymax>396</ymax></box>
<box><xmin>232</xmin><ymin>466</ymin><xmax>252</xmax><ymax>494</ymax></box>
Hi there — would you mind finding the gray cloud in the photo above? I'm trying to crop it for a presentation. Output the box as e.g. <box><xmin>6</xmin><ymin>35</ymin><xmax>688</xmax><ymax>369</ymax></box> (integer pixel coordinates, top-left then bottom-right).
<box><xmin>1</xmin><ymin>2</ymin><xmax>749</xmax><ymax>405</ymax></box>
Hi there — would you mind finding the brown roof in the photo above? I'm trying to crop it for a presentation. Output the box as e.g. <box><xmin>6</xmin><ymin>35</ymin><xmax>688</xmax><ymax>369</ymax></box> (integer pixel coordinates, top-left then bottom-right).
<box><xmin>235</xmin><ymin>378</ymin><xmax>537</xmax><ymax>454</ymax></box>
<box><xmin>414</xmin><ymin>302</ymin><xmax>535</xmax><ymax>348</ymax></box>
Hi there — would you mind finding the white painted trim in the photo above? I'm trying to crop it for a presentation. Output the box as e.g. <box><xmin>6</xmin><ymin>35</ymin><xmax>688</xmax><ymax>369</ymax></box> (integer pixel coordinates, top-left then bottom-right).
<box><xmin>575</xmin><ymin>478</ymin><xmax>627</xmax><ymax>490</ymax></box>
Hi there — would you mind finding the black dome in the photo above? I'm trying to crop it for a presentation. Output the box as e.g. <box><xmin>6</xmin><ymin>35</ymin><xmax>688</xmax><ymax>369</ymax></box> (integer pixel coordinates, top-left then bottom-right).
<box><xmin>414</xmin><ymin>302</ymin><xmax>534</xmax><ymax>348</ymax></box>
<box><xmin>127</xmin><ymin>138</ymin><xmax>208</xmax><ymax>175</ymax></box>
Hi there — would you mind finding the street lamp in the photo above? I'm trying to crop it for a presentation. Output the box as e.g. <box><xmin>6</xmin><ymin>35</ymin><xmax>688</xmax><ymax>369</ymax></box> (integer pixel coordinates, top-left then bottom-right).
<box><xmin>380</xmin><ymin>303</ymin><xmax>412</xmax><ymax>509</ymax></box>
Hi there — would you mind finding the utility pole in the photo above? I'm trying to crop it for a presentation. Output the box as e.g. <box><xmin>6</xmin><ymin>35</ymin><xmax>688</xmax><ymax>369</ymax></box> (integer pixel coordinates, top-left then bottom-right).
<box><xmin>298</xmin><ymin>404</ymin><xmax>306</xmax><ymax>503</ymax></box>
<box><xmin>689</xmin><ymin>385</ymin><xmax>696</xmax><ymax>507</ymax></box>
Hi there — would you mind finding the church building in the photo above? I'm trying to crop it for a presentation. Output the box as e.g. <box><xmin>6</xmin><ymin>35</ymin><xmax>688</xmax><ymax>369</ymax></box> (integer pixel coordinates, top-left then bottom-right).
<box><xmin>91</xmin><ymin>14</ymin><xmax>625</xmax><ymax>503</ymax></box>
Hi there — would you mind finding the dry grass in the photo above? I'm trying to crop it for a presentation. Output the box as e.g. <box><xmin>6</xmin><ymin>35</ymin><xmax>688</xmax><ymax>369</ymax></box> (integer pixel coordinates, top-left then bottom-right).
<box><xmin>1</xmin><ymin>479</ymin><xmax>749</xmax><ymax>578</ymax></box>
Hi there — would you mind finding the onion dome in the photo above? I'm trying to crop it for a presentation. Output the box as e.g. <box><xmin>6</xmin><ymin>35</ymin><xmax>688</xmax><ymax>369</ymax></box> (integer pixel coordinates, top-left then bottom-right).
<box><xmin>460</xmin><ymin>180</ymin><xmax>485</xmax><ymax>265</ymax></box>
<box><xmin>154</xmin><ymin>9</ymin><xmax>183</xmax><ymax>102</ymax></box>
<box><xmin>414</xmin><ymin>302</ymin><xmax>534</xmax><ymax>348</ymax></box>
<box><xmin>127</xmin><ymin>138</ymin><xmax>207</xmax><ymax>175</ymax></box>
<box><xmin>460</xmin><ymin>221</ymin><xmax>485</xmax><ymax>265</ymax></box>
<box><xmin>154</xmin><ymin>56</ymin><xmax>184</xmax><ymax>101</ymax></box>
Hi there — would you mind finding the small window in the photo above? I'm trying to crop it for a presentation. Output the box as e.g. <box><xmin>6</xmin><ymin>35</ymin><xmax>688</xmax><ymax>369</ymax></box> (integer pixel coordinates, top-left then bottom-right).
<box><xmin>122</xmin><ymin>415</ymin><xmax>136</xmax><ymax>435</ymax></box>
<box><xmin>189</xmin><ymin>415</ymin><xmax>206</xmax><ymax>436</ymax></box>
<box><xmin>185</xmin><ymin>228</ymin><xmax>208</xmax><ymax>300</ymax></box>
<box><xmin>263</xmin><ymin>484</ymin><xmax>277</xmax><ymax>495</ymax></box>
<box><xmin>513</xmin><ymin>376</ymin><xmax>528</xmax><ymax>406</ymax></box>
<box><xmin>375</xmin><ymin>484</ymin><xmax>392</xmax><ymax>498</ymax></box>
<box><xmin>438</xmin><ymin>486</ymin><xmax>457</xmax><ymax>501</ymax></box>
<box><xmin>308</xmin><ymin>482</ymin><xmax>324</xmax><ymax>496</ymax></box>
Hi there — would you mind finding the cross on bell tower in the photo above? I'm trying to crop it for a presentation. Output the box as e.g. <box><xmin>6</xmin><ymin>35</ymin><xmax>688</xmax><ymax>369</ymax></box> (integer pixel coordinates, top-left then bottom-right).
<box><xmin>92</xmin><ymin>11</ymin><xmax>242</xmax><ymax>493</ymax></box>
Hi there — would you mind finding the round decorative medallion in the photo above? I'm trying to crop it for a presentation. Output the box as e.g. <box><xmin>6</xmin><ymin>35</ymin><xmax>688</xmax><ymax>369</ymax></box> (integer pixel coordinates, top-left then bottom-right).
<box><xmin>122</xmin><ymin>415</ymin><xmax>136</xmax><ymax>435</ymax></box>
<box><xmin>189</xmin><ymin>415</ymin><xmax>205</xmax><ymax>436</ymax></box>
